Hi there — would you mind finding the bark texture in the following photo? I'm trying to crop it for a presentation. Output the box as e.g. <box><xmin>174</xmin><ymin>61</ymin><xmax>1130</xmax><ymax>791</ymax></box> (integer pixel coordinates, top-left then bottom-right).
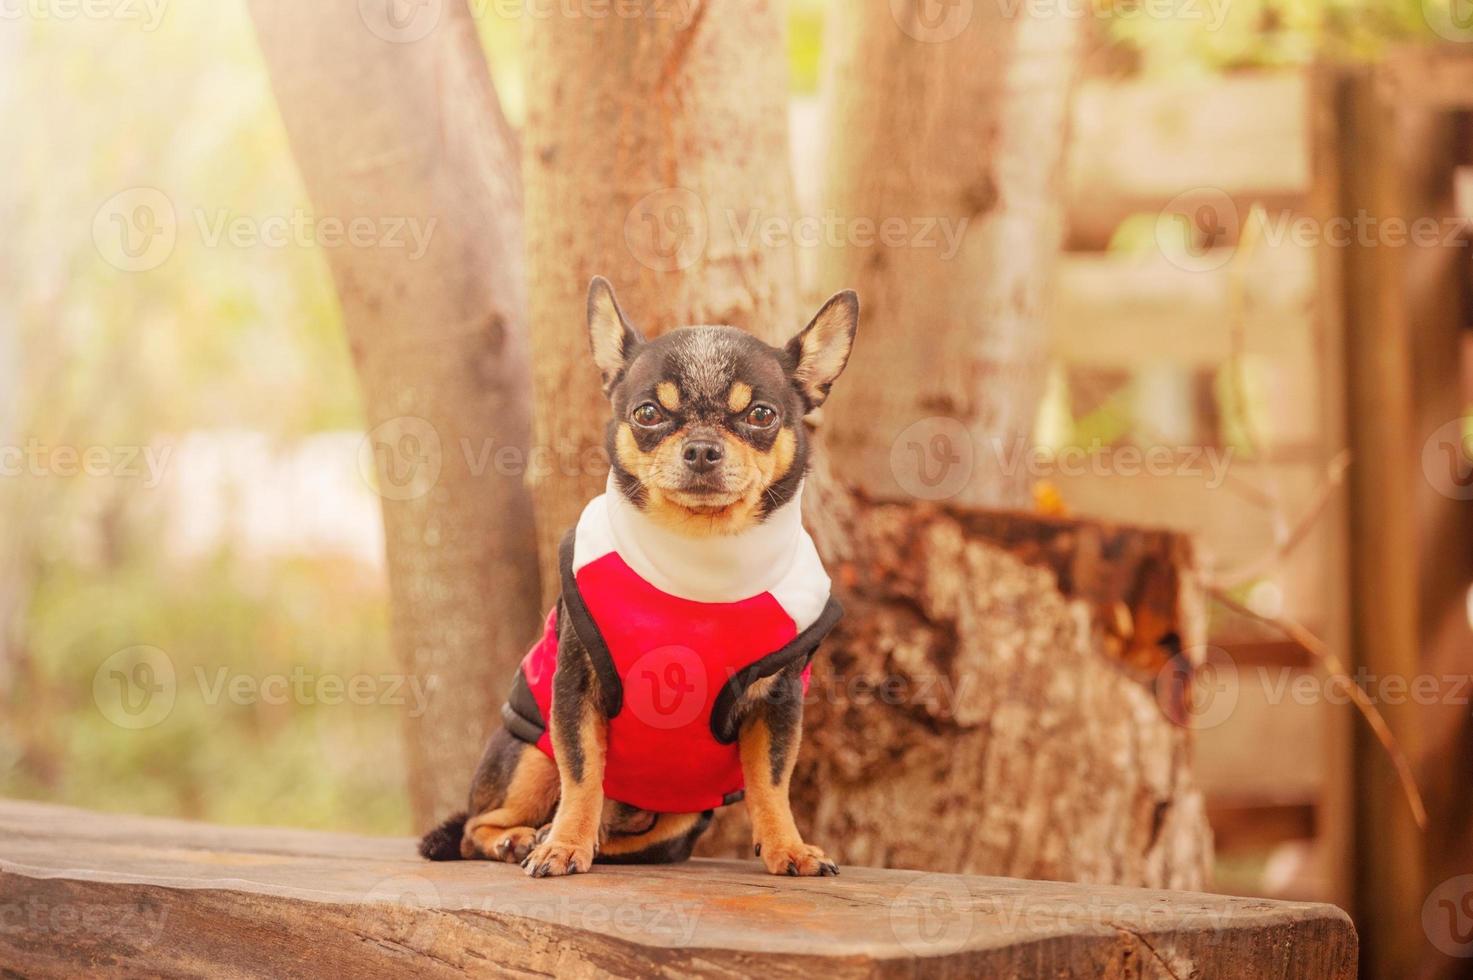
<box><xmin>248</xmin><ymin>1</ymin><xmax>541</xmax><ymax>828</ymax></box>
<box><xmin>522</xmin><ymin>0</ymin><xmax>799</xmax><ymax>599</ymax></box>
<box><xmin>794</xmin><ymin>460</ymin><xmax>1213</xmax><ymax>886</ymax></box>
<box><xmin>817</xmin><ymin>3</ymin><xmax>1082</xmax><ymax>509</ymax></box>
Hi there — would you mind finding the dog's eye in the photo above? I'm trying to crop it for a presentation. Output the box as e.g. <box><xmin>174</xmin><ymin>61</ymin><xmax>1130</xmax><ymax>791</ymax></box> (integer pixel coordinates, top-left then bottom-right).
<box><xmin>745</xmin><ymin>405</ymin><xmax>778</xmax><ymax>428</ymax></box>
<box><xmin>632</xmin><ymin>403</ymin><xmax>664</xmax><ymax>427</ymax></box>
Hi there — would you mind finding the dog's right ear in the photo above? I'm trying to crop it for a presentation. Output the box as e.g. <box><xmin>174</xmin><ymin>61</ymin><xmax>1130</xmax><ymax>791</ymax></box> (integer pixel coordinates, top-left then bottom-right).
<box><xmin>587</xmin><ymin>276</ymin><xmax>644</xmax><ymax>395</ymax></box>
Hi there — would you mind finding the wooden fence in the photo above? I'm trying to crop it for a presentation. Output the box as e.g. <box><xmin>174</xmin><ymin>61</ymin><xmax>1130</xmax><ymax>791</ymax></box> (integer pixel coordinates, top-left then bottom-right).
<box><xmin>1053</xmin><ymin>49</ymin><xmax>1473</xmax><ymax>980</ymax></box>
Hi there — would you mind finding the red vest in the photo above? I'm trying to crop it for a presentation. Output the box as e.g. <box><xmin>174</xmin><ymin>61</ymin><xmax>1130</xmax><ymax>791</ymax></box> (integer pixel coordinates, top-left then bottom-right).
<box><xmin>502</xmin><ymin>495</ymin><xmax>840</xmax><ymax>814</ymax></box>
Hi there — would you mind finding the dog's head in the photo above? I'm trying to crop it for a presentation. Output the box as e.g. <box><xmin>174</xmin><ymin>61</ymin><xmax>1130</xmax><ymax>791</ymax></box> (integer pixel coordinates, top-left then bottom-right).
<box><xmin>586</xmin><ymin>277</ymin><xmax>858</xmax><ymax>536</ymax></box>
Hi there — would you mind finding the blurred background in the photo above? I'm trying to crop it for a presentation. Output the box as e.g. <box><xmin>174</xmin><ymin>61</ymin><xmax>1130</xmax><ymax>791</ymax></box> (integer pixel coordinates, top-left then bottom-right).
<box><xmin>2</xmin><ymin>1</ymin><xmax>1471</xmax><ymax>977</ymax></box>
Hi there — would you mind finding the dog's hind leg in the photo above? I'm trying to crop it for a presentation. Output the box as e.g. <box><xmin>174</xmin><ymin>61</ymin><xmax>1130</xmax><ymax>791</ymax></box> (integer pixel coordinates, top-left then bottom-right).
<box><xmin>458</xmin><ymin>727</ymin><xmax>560</xmax><ymax>863</ymax></box>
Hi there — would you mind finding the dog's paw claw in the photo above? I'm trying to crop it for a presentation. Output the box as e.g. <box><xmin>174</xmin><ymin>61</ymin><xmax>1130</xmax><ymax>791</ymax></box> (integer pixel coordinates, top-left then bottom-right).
<box><xmin>756</xmin><ymin>841</ymin><xmax>836</xmax><ymax>878</ymax></box>
<box><xmin>491</xmin><ymin>828</ymin><xmax>537</xmax><ymax>864</ymax></box>
<box><xmin>522</xmin><ymin>839</ymin><xmax>593</xmax><ymax>878</ymax></box>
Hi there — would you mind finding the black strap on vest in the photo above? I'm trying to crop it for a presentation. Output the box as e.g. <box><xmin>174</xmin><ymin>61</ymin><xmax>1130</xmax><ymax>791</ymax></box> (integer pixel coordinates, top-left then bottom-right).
<box><xmin>558</xmin><ymin>529</ymin><xmax>624</xmax><ymax>718</ymax></box>
<box><xmin>707</xmin><ymin>595</ymin><xmax>844</xmax><ymax>745</ymax></box>
<box><xmin>501</xmin><ymin>671</ymin><xmax>546</xmax><ymax>744</ymax></box>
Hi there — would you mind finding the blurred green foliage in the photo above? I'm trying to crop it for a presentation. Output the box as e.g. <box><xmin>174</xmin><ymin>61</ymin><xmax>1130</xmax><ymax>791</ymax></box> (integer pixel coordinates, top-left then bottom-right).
<box><xmin>1108</xmin><ymin>0</ymin><xmax>1436</xmax><ymax>76</ymax></box>
<box><xmin>0</xmin><ymin>2</ymin><xmax>398</xmax><ymax>832</ymax></box>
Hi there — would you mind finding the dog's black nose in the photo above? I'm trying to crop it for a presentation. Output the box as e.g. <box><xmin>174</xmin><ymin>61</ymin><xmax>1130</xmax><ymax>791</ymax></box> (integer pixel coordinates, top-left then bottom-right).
<box><xmin>681</xmin><ymin>439</ymin><xmax>724</xmax><ymax>473</ymax></box>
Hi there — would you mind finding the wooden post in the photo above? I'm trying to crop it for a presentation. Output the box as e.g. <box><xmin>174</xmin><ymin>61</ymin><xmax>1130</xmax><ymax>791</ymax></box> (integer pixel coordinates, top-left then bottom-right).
<box><xmin>1335</xmin><ymin>48</ymin><xmax>1473</xmax><ymax>980</ymax></box>
<box><xmin>1304</xmin><ymin>60</ymin><xmax>1357</xmax><ymax>919</ymax></box>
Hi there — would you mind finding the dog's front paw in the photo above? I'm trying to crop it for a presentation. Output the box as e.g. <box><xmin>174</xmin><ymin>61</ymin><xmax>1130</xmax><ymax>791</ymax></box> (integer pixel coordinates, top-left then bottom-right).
<box><xmin>522</xmin><ymin>838</ymin><xmax>595</xmax><ymax>878</ymax></box>
<box><xmin>754</xmin><ymin>839</ymin><xmax>838</xmax><ymax>877</ymax></box>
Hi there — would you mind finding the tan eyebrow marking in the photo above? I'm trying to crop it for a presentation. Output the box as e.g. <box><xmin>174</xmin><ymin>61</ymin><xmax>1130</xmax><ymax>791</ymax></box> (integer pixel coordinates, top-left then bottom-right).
<box><xmin>656</xmin><ymin>381</ymin><xmax>681</xmax><ymax>411</ymax></box>
<box><xmin>727</xmin><ymin>382</ymin><xmax>753</xmax><ymax>413</ymax></box>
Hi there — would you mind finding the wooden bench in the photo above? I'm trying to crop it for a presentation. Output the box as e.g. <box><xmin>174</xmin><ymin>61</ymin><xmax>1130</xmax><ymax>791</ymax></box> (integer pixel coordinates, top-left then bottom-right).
<box><xmin>0</xmin><ymin>800</ymin><xmax>1356</xmax><ymax>977</ymax></box>
<box><xmin>2</xmin><ymin>801</ymin><xmax>1355</xmax><ymax>972</ymax></box>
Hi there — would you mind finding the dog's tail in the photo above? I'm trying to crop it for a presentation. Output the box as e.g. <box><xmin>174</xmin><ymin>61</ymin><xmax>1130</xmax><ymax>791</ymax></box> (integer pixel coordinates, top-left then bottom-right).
<box><xmin>418</xmin><ymin>811</ymin><xmax>468</xmax><ymax>861</ymax></box>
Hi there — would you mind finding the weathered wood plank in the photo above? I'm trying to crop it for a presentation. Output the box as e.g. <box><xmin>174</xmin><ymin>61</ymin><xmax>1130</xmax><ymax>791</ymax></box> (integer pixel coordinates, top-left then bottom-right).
<box><xmin>1049</xmin><ymin>243</ymin><xmax>1317</xmax><ymax>370</ymax></box>
<box><xmin>1379</xmin><ymin>43</ymin><xmax>1473</xmax><ymax>110</ymax></box>
<box><xmin>0</xmin><ymin>800</ymin><xmax>1356</xmax><ymax>978</ymax></box>
<box><xmin>1066</xmin><ymin>73</ymin><xmax>1310</xmax><ymax>247</ymax></box>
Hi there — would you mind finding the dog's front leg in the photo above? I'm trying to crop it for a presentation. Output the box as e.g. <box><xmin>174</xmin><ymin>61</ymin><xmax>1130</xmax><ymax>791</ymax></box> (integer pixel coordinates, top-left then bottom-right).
<box><xmin>738</xmin><ymin>670</ymin><xmax>838</xmax><ymax>877</ymax></box>
<box><xmin>523</xmin><ymin>626</ymin><xmax>605</xmax><ymax>877</ymax></box>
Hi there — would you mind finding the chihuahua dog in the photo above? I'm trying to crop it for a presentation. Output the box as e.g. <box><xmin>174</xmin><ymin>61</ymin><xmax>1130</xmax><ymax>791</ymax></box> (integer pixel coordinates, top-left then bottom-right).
<box><xmin>420</xmin><ymin>277</ymin><xmax>858</xmax><ymax>877</ymax></box>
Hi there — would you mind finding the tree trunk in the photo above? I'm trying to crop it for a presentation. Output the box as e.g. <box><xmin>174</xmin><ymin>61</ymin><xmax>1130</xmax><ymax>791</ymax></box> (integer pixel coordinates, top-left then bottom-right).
<box><xmin>817</xmin><ymin>4</ymin><xmax>1081</xmax><ymax>509</ymax></box>
<box><xmin>522</xmin><ymin>0</ymin><xmax>799</xmax><ymax>599</ymax></box>
<box><xmin>248</xmin><ymin>0</ymin><xmax>542</xmax><ymax>829</ymax></box>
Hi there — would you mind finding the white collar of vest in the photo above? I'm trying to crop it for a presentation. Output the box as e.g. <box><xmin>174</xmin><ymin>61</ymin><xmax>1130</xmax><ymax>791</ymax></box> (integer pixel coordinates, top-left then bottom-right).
<box><xmin>570</xmin><ymin>476</ymin><xmax>831</xmax><ymax>625</ymax></box>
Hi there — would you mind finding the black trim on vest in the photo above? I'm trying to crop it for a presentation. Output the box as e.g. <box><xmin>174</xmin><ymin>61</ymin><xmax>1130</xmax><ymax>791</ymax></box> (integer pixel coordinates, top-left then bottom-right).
<box><xmin>558</xmin><ymin>529</ymin><xmax>624</xmax><ymax>718</ymax></box>
<box><xmin>501</xmin><ymin>669</ymin><xmax>546</xmax><ymax>745</ymax></box>
<box><xmin>708</xmin><ymin>596</ymin><xmax>844</xmax><ymax>745</ymax></box>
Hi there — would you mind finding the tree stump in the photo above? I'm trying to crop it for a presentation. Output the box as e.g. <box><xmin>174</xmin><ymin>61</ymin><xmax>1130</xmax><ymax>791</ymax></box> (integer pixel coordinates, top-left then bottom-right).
<box><xmin>700</xmin><ymin>465</ymin><xmax>1214</xmax><ymax>891</ymax></box>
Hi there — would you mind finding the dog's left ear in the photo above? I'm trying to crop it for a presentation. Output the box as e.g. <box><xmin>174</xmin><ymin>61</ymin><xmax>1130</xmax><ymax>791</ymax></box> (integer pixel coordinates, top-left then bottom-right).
<box><xmin>785</xmin><ymin>290</ymin><xmax>859</xmax><ymax>411</ymax></box>
<box><xmin>587</xmin><ymin>276</ymin><xmax>644</xmax><ymax>395</ymax></box>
